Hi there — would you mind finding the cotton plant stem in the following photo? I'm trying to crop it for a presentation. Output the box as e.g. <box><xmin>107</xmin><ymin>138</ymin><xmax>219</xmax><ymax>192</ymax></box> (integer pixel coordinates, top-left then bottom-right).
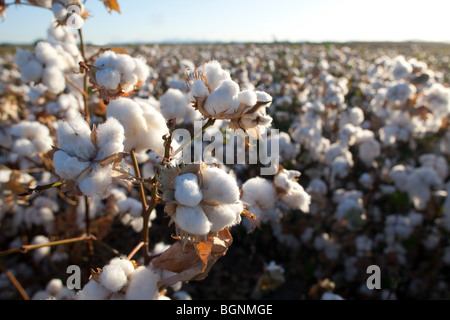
<box><xmin>127</xmin><ymin>241</ymin><xmax>144</xmax><ymax>261</ymax></box>
<box><xmin>84</xmin><ymin>196</ymin><xmax>94</xmax><ymax>273</ymax></box>
<box><xmin>0</xmin><ymin>235</ymin><xmax>97</xmax><ymax>258</ymax></box>
<box><xmin>130</xmin><ymin>149</ymin><xmax>154</xmax><ymax>263</ymax></box>
<box><xmin>78</xmin><ymin>28</ymin><xmax>90</xmax><ymax>125</ymax></box>
<box><xmin>0</xmin><ymin>261</ymin><xmax>29</xmax><ymax>300</ymax></box>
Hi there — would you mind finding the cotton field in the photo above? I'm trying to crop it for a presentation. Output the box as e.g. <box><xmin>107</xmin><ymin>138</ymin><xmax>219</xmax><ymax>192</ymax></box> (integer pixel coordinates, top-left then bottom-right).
<box><xmin>1</xmin><ymin>2</ymin><xmax>450</xmax><ymax>301</ymax></box>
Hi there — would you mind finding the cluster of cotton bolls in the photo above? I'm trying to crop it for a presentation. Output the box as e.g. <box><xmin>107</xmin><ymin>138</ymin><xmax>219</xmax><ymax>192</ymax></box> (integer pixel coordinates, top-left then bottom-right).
<box><xmin>14</xmin><ymin>24</ymin><xmax>82</xmax><ymax>94</ymax></box>
<box><xmin>3</xmin><ymin>30</ymin><xmax>450</xmax><ymax>301</ymax></box>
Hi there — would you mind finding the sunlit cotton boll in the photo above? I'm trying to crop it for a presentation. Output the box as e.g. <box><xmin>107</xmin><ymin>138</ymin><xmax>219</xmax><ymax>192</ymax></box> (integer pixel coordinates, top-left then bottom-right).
<box><xmin>204</xmin><ymin>80</ymin><xmax>240</xmax><ymax>116</ymax></box>
<box><xmin>99</xmin><ymin>264</ymin><xmax>128</xmax><ymax>292</ymax></box>
<box><xmin>174</xmin><ymin>173</ymin><xmax>203</xmax><ymax>207</ymax></box>
<box><xmin>202</xmin><ymin>60</ymin><xmax>232</xmax><ymax>92</ymax></box>
<box><xmin>201</xmin><ymin>202</ymin><xmax>243</xmax><ymax>232</ymax></box>
<box><xmin>159</xmin><ymin>88</ymin><xmax>196</xmax><ymax>123</ymax></box>
<box><xmin>106</xmin><ymin>97</ymin><xmax>169</xmax><ymax>156</ymax></box>
<box><xmin>174</xmin><ymin>205</ymin><xmax>211</xmax><ymax>236</ymax></box>
<box><xmin>201</xmin><ymin>167</ymin><xmax>240</xmax><ymax>205</ymax></box>
<box><xmin>125</xmin><ymin>266</ymin><xmax>159</xmax><ymax>300</ymax></box>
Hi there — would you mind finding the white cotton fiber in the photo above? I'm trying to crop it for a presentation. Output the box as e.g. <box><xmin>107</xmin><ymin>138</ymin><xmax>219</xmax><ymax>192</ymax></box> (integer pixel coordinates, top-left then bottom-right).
<box><xmin>57</xmin><ymin>113</ymin><xmax>96</xmax><ymax>160</ymax></box>
<box><xmin>109</xmin><ymin>257</ymin><xmax>135</xmax><ymax>277</ymax></box>
<box><xmin>238</xmin><ymin>89</ymin><xmax>257</xmax><ymax>106</ymax></box>
<box><xmin>118</xmin><ymin>197</ymin><xmax>142</xmax><ymax>217</ymax></box>
<box><xmin>191</xmin><ymin>79</ymin><xmax>210</xmax><ymax>98</ymax></box>
<box><xmin>242</xmin><ymin>177</ymin><xmax>277</xmax><ymax>211</ymax></box>
<box><xmin>202</xmin><ymin>60</ymin><xmax>231</xmax><ymax>92</ymax></box>
<box><xmin>78</xmin><ymin>164</ymin><xmax>112</xmax><ymax>198</ymax></box>
<box><xmin>137</xmin><ymin>100</ymin><xmax>169</xmax><ymax>156</ymax></box>
<box><xmin>12</xmin><ymin>138</ymin><xmax>36</xmax><ymax>156</ymax></box>
<box><xmin>96</xmin><ymin>68</ymin><xmax>121</xmax><ymax>91</ymax></box>
<box><xmin>201</xmin><ymin>167</ymin><xmax>240</xmax><ymax>205</ymax></box>
<box><xmin>42</xmin><ymin>66</ymin><xmax>65</xmax><ymax>94</ymax></box>
<box><xmin>174</xmin><ymin>173</ymin><xmax>203</xmax><ymax>207</ymax></box>
<box><xmin>46</xmin><ymin>279</ymin><xmax>63</xmax><ymax>296</ymax></box>
<box><xmin>99</xmin><ymin>264</ymin><xmax>128</xmax><ymax>292</ymax></box>
<box><xmin>159</xmin><ymin>88</ymin><xmax>191</xmax><ymax>122</ymax></box>
<box><xmin>20</xmin><ymin>59</ymin><xmax>43</xmax><ymax>83</ymax></box>
<box><xmin>106</xmin><ymin>97</ymin><xmax>146</xmax><ymax>152</ymax></box>
<box><xmin>30</xmin><ymin>235</ymin><xmax>50</xmax><ymax>261</ymax></box>
<box><xmin>125</xmin><ymin>266</ymin><xmax>159</xmax><ymax>300</ymax></box>
<box><xmin>14</xmin><ymin>49</ymin><xmax>33</xmax><ymax>69</ymax></box>
<box><xmin>53</xmin><ymin>150</ymin><xmax>90</xmax><ymax>180</ymax></box>
<box><xmin>95</xmin><ymin>117</ymin><xmax>125</xmax><ymax>161</ymax></box>
<box><xmin>174</xmin><ymin>205</ymin><xmax>211</xmax><ymax>235</ymax></box>
<box><xmin>202</xmin><ymin>202</ymin><xmax>243</xmax><ymax>232</ymax></box>
<box><xmin>77</xmin><ymin>280</ymin><xmax>111</xmax><ymax>300</ymax></box>
<box><xmin>204</xmin><ymin>80</ymin><xmax>240</xmax><ymax>116</ymax></box>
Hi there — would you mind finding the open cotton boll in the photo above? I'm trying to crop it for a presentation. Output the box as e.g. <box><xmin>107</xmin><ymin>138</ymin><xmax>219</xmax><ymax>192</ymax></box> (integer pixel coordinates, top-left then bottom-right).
<box><xmin>108</xmin><ymin>257</ymin><xmax>135</xmax><ymax>277</ymax></box>
<box><xmin>125</xmin><ymin>266</ymin><xmax>159</xmax><ymax>300</ymax></box>
<box><xmin>20</xmin><ymin>59</ymin><xmax>43</xmax><ymax>83</ymax></box>
<box><xmin>174</xmin><ymin>173</ymin><xmax>203</xmax><ymax>207</ymax></box>
<box><xmin>191</xmin><ymin>79</ymin><xmax>210</xmax><ymax>98</ymax></box>
<box><xmin>279</xmin><ymin>183</ymin><xmax>311</xmax><ymax>212</ymax></box>
<box><xmin>118</xmin><ymin>197</ymin><xmax>142</xmax><ymax>217</ymax></box>
<box><xmin>106</xmin><ymin>97</ymin><xmax>146</xmax><ymax>152</ymax></box>
<box><xmin>201</xmin><ymin>167</ymin><xmax>240</xmax><ymax>205</ymax></box>
<box><xmin>31</xmin><ymin>235</ymin><xmax>50</xmax><ymax>262</ymax></box>
<box><xmin>99</xmin><ymin>264</ymin><xmax>128</xmax><ymax>292</ymax></box>
<box><xmin>159</xmin><ymin>88</ymin><xmax>191</xmax><ymax>122</ymax></box>
<box><xmin>51</xmin><ymin>2</ymin><xmax>67</xmax><ymax>20</ymax></box>
<box><xmin>96</xmin><ymin>68</ymin><xmax>121</xmax><ymax>91</ymax></box>
<box><xmin>202</xmin><ymin>60</ymin><xmax>231</xmax><ymax>92</ymax></box>
<box><xmin>78</xmin><ymin>164</ymin><xmax>113</xmax><ymax>198</ymax></box>
<box><xmin>238</xmin><ymin>89</ymin><xmax>257</xmax><ymax>106</ymax></box>
<box><xmin>133</xmin><ymin>56</ymin><xmax>150</xmax><ymax>82</ymax></box>
<box><xmin>57</xmin><ymin>113</ymin><xmax>96</xmax><ymax>160</ymax></box>
<box><xmin>202</xmin><ymin>202</ymin><xmax>243</xmax><ymax>232</ymax></box>
<box><xmin>46</xmin><ymin>278</ymin><xmax>63</xmax><ymax>296</ymax></box>
<box><xmin>241</xmin><ymin>177</ymin><xmax>277</xmax><ymax>211</ymax></box>
<box><xmin>53</xmin><ymin>150</ymin><xmax>90</xmax><ymax>181</ymax></box>
<box><xmin>14</xmin><ymin>48</ymin><xmax>34</xmax><ymax>69</ymax></box>
<box><xmin>42</xmin><ymin>66</ymin><xmax>65</xmax><ymax>94</ymax></box>
<box><xmin>136</xmin><ymin>101</ymin><xmax>169</xmax><ymax>156</ymax></box>
<box><xmin>204</xmin><ymin>80</ymin><xmax>240</xmax><ymax>116</ymax></box>
<box><xmin>174</xmin><ymin>205</ymin><xmax>211</xmax><ymax>236</ymax></box>
<box><xmin>77</xmin><ymin>280</ymin><xmax>111</xmax><ymax>300</ymax></box>
<box><xmin>12</xmin><ymin>138</ymin><xmax>36</xmax><ymax>156</ymax></box>
<box><xmin>95</xmin><ymin>117</ymin><xmax>125</xmax><ymax>161</ymax></box>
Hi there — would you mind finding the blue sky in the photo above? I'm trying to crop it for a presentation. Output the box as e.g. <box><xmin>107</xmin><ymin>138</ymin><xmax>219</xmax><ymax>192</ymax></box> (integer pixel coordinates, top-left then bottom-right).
<box><xmin>0</xmin><ymin>0</ymin><xmax>449</xmax><ymax>44</ymax></box>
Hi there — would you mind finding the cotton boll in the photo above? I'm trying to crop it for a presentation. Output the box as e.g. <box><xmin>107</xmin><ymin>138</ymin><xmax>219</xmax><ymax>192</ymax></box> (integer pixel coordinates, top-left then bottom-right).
<box><xmin>42</xmin><ymin>66</ymin><xmax>65</xmax><ymax>94</ymax></box>
<box><xmin>238</xmin><ymin>90</ymin><xmax>257</xmax><ymax>106</ymax></box>
<box><xmin>159</xmin><ymin>88</ymin><xmax>191</xmax><ymax>122</ymax></box>
<box><xmin>137</xmin><ymin>101</ymin><xmax>169</xmax><ymax>156</ymax></box>
<box><xmin>31</xmin><ymin>235</ymin><xmax>50</xmax><ymax>262</ymax></box>
<box><xmin>174</xmin><ymin>173</ymin><xmax>203</xmax><ymax>207</ymax></box>
<box><xmin>125</xmin><ymin>266</ymin><xmax>159</xmax><ymax>300</ymax></box>
<box><xmin>52</xmin><ymin>2</ymin><xmax>67</xmax><ymax>21</ymax></box>
<box><xmin>96</xmin><ymin>68</ymin><xmax>121</xmax><ymax>91</ymax></box>
<box><xmin>46</xmin><ymin>279</ymin><xmax>63</xmax><ymax>296</ymax></box>
<box><xmin>204</xmin><ymin>80</ymin><xmax>240</xmax><ymax>116</ymax></box>
<box><xmin>53</xmin><ymin>150</ymin><xmax>90</xmax><ymax>180</ymax></box>
<box><xmin>106</xmin><ymin>97</ymin><xmax>147</xmax><ymax>152</ymax></box>
<box><xmin>191</xmin><ymin>79</ymin><xmax>210</xmax><ymax>98</ymax></box>
<box><xmin>77</xmin><ymin>280</ymin><xmax>111</xmax><ymax>300</ymax></box>
<box><xmin>78</xmin><ymin>164</ymin><xmax>113</xmax><ymax>198</ymax></box>
<box><xmin>202</xmin><ymin>202</ymin><xmax>243</xmax><ymax>232</ymax></box>
<box><xmin>108</xmin><ymin>257</ymin><xmax>135</xmax><ymax>277</ymax></box>
<box><xmin>56</xmin><ymin>113</ymin><xmax>96</xmax><ymax>160</ymax></box>
<box><xmin>20</xmin><ymin>59</ymin><xmax>43</xmax><ymax>83</ymax></box>
<box><xmin>14</xmin><ymin>49</ymin><xmax>34</xmax><ymax>69</ymax></box>
<box><xmin>95</xmin><ymin>117</ymin><xmax>125</xmax><ymax>161</ymax></box>
<box><xmin>202</xmin><ymin>60</ymin><xmax>232</xmax><ymax>92</ymax></box>
<box><xmin>279</xmin><ymin>183</ymin><xmax>311</xmax><ymax>212</ymax></box>
<box><xmin>241</xmin><ymin>177</ymin><xmax>277</xmax><ymax>211</ymax></box>
<box><xmin>12</xmin><ymin>138</ymin><xmax>36</xmax><ymax>156</ymax></box>
<box><xmin>174</xmin><ymin>205</ymin><xmax>211</xmax><ymax>236</ymax></box>
<box><xmin>133</xmin><ymin>56</ymin><xmax>150</xmax><ymax>82</ymax></box>
<box><xmin>99</xmin><ymin>264</ymin><xmax>128</xmax><ymax>292</ymax></box>
<box><xmin>201</xmin><ymin>167</ymin><xmax>240</xmax><ymax>205</ymax></box>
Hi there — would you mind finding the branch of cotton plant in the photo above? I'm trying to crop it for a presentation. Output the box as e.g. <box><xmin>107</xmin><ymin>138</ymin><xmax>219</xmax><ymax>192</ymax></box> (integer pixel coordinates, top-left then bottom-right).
<box><xmin>0</xmin><ymin>235</ymin><xmax>97</xmax><ymax>258</ymax></box>
<box><xmin>127</xmin><ymin>241</ymin><xmax>144</xmax><ymax>260</ymax></box>
<box><xmin>17</xmin><ymin>181</ymin><xmax>63</xmax><ymax>197</ymax></box>
<box><xmin>84</xmin><ymin>195</ymin><xmax>94</xmax><ymax>273</ymax></box>
<box><xmin>78</xmin><ymin>28</ymin><xmax>90</xmax><ymax>125</ymax></box>
<box><xmin>0</xmin><ymin>261</ymin><xmax>29</xmax><ymax>300</ymax></box>
<box><xmin>65</xmin><ymin>76</ymin><xmax>88</xmax><ymax>98</ymax></box>
<box><xmin>173</xmin><ymin>118</ymin><xmax>216</xmax><ymax>157</ymax></box>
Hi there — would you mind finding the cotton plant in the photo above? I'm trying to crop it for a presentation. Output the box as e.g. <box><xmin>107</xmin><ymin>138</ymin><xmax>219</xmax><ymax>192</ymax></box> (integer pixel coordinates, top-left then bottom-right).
<box><xmin>52</xmin><ymin>113</ymin><xmax>131</xmax><ymax>198</ymax></box>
